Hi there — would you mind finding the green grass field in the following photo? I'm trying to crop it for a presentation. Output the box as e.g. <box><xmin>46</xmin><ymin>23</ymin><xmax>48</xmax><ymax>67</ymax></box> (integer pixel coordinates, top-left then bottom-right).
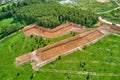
<box><xmin>0</xmin><ymin>33</ymin><xmax>120</xmax><ymax>80</ymax></box>
<box><xmin>0</xmin><ymin>18</ymin><xmax>13</xmax><ymax>26</ymax></box>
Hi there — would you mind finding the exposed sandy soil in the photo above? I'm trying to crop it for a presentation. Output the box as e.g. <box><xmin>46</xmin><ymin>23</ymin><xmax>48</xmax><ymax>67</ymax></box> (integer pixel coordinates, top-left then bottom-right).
<box><xmin>38</xmin><ymin>29</ymin><xmax>103</xmax><ymax>61</ymax></box>
<box><xmin>99</xmin><ymin>16</ymin><xmax>120</xmax><ymax>34</ymax></box>
<box><xmin>16</xmin><ymin>28</ymin><xmax>106</xmax><ymax>70</ymax></box>
<box><xmin>97</xmin><ymin>0</ymin><xmax>110</xmax><ymax>3</ymax></box>
<box><xmin>23</xmin><ymin>22</ymin><xmax>86</xmax><ymax>38</ymax></box>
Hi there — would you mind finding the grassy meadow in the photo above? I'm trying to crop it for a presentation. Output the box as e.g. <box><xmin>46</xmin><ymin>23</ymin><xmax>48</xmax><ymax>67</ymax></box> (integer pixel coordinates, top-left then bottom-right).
<box><xmin>0</xmin><ymin>18</ymin><xmax>13</xmax><ymax>26</ymax></box>
<box><xmin>0</xmin><ymin>33</ymin><xmax>120</xmax><ymax>80</ymax></box>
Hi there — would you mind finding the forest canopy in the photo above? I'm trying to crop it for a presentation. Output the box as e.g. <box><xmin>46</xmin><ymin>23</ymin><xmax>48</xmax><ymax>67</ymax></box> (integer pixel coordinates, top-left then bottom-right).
<box><xmin>13</xmin><ymin>3</ymin><xmax>98</xmax><ymax>28</ymax></box>
<box><xmin>0</xmin><ymin>0</ymin><xmax>98</xmax><ymax>28</ymax></box>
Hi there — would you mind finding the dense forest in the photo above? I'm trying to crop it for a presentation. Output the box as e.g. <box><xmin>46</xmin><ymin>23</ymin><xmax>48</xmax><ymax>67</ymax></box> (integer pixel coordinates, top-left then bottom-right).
<box><xmin>14</xmin><ymin>3</ymin><xmax>98</xmax><ymax>28</ymax></box>
<box><xmin>0</xmin><ymin>0</ymin><xmax>98</xmax><ymax>39</ymax></box>
<box><xmin>0</xmin><ymin>0</ymin><xmax>98</xmax><ymax>28</ymax></box>
<box><xmin>0</xmin><ymin>0</ymin><xmax>50</xmax><ymax>20</ymax></box>
<box><xmin>0</xmin><ymin>0</ymin><xmax>50</xmax><ymax>39</ymax></box>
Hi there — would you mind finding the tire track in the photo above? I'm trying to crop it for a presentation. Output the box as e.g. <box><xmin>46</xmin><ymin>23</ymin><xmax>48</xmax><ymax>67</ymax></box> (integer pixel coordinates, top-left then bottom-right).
<box><xmin>40</xmin><ymin>69</ymin><xmax>120</xmax><ymax>76</ymax></box>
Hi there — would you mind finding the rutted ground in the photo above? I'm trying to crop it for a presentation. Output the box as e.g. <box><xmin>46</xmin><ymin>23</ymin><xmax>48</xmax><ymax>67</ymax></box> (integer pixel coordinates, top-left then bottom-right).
<box><xmin>39</xmin><ymin>69</ymin><xmax>120</xmax><ymax>76</ymax></box>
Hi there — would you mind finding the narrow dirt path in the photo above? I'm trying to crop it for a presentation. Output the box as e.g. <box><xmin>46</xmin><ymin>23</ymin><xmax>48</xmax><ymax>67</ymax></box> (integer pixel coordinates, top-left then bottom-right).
<box><xmin>97</xmin><ymin>7</ymin><xmax>120</xmax><ymax>14</ymax></box>
<box><xmin>97</xmin><ymin>0</ymin><xmax>120</xmax><ymax>14</ymax></box>
<box><xmin>0</xmin><ymin>31</ymin><xmax>20</xmax><ymax>42</ymax></box>
<box><xmin>114</xmin><ymin>0</ymin><xmax>120</xmax><ymax>7</ymax></box>
<box><xmin>40</xmin><ymin>69</ymin><xmax>120</xmax><ymax>76</ymax></box>
<box><xmin>55</xmin><ymin>60</ymin><xmax>120</xmax><ymax>66</ymax></box>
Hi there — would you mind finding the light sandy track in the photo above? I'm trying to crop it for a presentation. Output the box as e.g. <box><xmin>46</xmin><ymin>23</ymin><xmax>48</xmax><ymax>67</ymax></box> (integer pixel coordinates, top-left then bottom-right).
<box><xmin>97</xmin><ymin>0</ymin><xmax>110</xmax><ymax>3</ymax></box>
<box><xmin>97</xmin><ymin>0</ymin><xmax>120</xmax><ymax>14</ymax></box>
<box><xmin>39</xmin><ymin>69</ymin><xmax>120</xmax><ymax>76</ymax></box>
<box><xmin>23</xmin><ymin>22</ymin><xmax>86</xmax><ymax>38</ymax></box>
<box><xmin>16</xmin><ymin>28</ymin><xmax>107</xmax><ymax>70</ymax></box>
<box><xmin>56</xmin><ymin>60</ymin><xmax>120</xmax><ymax>66</ymax></box>
<box><xmin>99</xmin><ymin>16</ymin><xmax>120</xmax><ymax>34</ymax></box>
<box><xmin>97</xmin><ymin>7</ymin><xmax>120</xmax><ymax>14</ymax></box>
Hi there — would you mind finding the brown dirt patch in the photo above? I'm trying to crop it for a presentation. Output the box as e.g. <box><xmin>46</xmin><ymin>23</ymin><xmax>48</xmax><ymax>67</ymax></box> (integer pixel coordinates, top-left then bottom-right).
<box><xmin>16</xmin><ymin>28</ymin><xmax>105</xmax><ymax>70</ymax></box>
<box><xmin>23</xmin><ymin>22</ymin><xmax>86</xmax><ymax>38</ymax></box>
<box><xmin>16</xmin><ymin>17</ymin><xmax>120</xmax><ymax>70</ymax></box>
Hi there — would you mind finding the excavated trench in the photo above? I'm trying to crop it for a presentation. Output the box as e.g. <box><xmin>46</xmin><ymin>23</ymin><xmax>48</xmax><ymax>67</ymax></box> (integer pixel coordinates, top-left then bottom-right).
<box><xmin>16</xmin><ymin>18</ymin><xmax>120</xmax><ymax>70</ymax></box>
<box><xmin>23</xmin><ymin>22</ymin><xmax>86</xmax><ymax>38</ymax></box>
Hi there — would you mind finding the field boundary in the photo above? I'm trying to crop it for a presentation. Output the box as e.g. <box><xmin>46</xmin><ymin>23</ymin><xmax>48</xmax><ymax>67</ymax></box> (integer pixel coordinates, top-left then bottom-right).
<box><xmin>99</xmin><ymin>16</ymin><xmax>120</xmax><ymax>34</ymax></box>
<box><xmin>40</xmin><ymin>69</ymin><xmax>120</xmax><ymax>76</ymax></box>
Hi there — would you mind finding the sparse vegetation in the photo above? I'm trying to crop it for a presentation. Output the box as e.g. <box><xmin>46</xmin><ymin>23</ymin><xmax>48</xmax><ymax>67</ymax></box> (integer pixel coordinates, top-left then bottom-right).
<box><xmin>102</xmin><ymin>8</ymin><xmax>120</xmax><ymax>24</ymax></box>
<box><xmin>66</xmin><ymin>0</ymin><xmax>117</xmax><ymax>12</ymax></box>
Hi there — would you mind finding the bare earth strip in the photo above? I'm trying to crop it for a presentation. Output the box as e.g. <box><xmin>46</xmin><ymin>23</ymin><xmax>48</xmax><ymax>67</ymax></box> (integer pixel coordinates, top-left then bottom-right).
<box><xmin>16</xmin><ymin>28</ymin><xmax>107</xmax><ymax>70</ymax></box>
<box><xmin>23</xmin><ymin>22</ymin><xmax>86</xmax><ymax>38</ymax></box>
<box><xmin>99</xmin><ymin>16</ymin><xmax>120</xmax><ymax>34</ymax></box>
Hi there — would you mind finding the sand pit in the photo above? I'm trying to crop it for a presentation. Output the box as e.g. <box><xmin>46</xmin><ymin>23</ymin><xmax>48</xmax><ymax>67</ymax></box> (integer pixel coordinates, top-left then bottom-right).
<box><xmin>97</xmin><ymin>0</ymin><xmax>110</xmax><ymax>3</ymax></box>
<box><xmin>23</xmin><ymin>22</ymin><xmax>86</xmax><ymax>38</ymax></box>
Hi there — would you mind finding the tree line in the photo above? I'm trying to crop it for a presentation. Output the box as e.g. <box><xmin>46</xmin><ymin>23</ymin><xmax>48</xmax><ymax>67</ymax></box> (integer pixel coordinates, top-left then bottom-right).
<box><xmin>0</xmin><ymin>0</ymin><xmax>49</xmax><ymax>21</ymax></box>
<box><xmin>13</xmin><ymin>3</ymin><xmax>98</xmax><ymax>28</ymax></box>
<box><xmin>0</xmin><ymin>0</ymin><xmax>98</xmax><ymax>28</ymax></box>
<box><xmin>0</xmin><ymin>23</ymin><xmax>23</xmax><ymax>39</ymax></box>
<box><xmin>0</xmin><ymin>0</ymin><xmax>49</xmax><ymax>39</ymax></box>
<box><xmin>0</xmin><ymin>0</ymin><xmax>98</xmax><ymax>39</ymax></box>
